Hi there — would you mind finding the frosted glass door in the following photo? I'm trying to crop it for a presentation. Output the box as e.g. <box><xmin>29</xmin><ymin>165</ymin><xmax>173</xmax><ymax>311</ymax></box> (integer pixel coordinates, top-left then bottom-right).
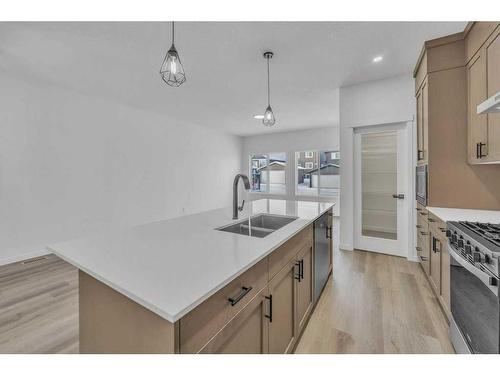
<box><xmin>361</xmin><ymin>131</ymin><xmax>397</xmax><ymax>240</ymax></box>
<box><xmin>353</xmin><ymin>123</ymin><xmax>410</xmax><ymax>258</ymax></box>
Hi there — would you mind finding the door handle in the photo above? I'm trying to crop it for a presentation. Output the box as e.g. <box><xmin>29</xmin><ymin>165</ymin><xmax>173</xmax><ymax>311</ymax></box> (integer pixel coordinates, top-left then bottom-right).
<box><xmin>392</xmin><ymin>194</ymin><xmax>405</xmax><ymax>199</ymax></box>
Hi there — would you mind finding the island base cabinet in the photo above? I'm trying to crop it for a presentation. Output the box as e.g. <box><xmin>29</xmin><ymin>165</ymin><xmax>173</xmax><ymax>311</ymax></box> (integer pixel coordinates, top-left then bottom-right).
<box><xmin>296</xmin><ymin>245</ymin><xmax>313</xmax><ymax>334</ymax></box>
<box><xmin>79</xmin><ymin>271</ymin><xmax>177</xmax><ymax>354</ymax></box>
<box><xmin>268</xmin><ymin>259</ymin><xmax>298</xmax><ymax>354</ymax></box>
<box><xmin>199</xmin><ymin>287</ymin><xmax>270</xmax><ymax>354</ymax></box>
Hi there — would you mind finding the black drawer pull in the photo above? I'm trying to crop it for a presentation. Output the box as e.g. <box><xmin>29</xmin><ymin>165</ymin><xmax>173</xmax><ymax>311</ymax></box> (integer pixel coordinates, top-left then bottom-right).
<box><xmin>228</xmin><ymin>286</ymin><xmax>252</xmax><ymax>306</ymax></box>
<box><xmin>428</xmin><ymin>218</ymin><xmax>435</xmax><ymax>223</ymax></box>
<box><xmin>416</xmin><ymin>224</ymin><xmax>422</xmax><ymax>229</ymax></box>
<box><xmin>295</xmin><ymin>261</ymin><xmax>301</xmax><ymax>281</ymax></box>
<box><xmin>419</xmin><ymin>212</ymin><xmax>427</xmax><ymax>216</ymax></box>
<box><xmin>416</xmin><ymin>246</ymin><xmax>422</xmax><ymax>252</ymax></box>
<box><xmin>265</xmin><ymin>295</ymin><xmax>273</xmax><ymax>322</ymax></box>
<box><xmin>420</xmin><ymin>231</ymin><xmax>428</xmax><ymax>236</ymax></box>
<box><xmin>300</xmin><ymin>259</ymin><xmax>304</xmax><ymax>280</ymax></box>
<box><xmin>440</xmin><ymin>227</ymin><xmax>447</xmax><ymax>233</ymax></box>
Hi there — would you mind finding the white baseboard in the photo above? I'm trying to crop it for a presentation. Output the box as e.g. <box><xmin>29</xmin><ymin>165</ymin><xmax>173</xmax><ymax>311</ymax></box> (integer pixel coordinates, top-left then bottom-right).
<box><xmin>0</xmin><ymin>248</ymin><xmax>51</xmax><ymax>267</ymax></box>
<box><xmin>340</xmin><ymin>243</ymin><xmax>354</xmax><ymax>251</ymax></box>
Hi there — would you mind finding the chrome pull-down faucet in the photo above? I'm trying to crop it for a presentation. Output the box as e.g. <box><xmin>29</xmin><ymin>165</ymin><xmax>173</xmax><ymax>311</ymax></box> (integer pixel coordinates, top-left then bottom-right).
<box><xmin>233</xmin><ymin>174</ymin><xmax>251</xmax><ymax>219</ymax></box>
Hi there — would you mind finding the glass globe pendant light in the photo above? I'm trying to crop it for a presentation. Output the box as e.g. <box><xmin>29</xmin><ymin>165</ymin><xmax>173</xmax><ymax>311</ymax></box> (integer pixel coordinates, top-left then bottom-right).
<box><xmin>160</xmin><ymin>21</ymin><xmax>186</xmax><ymax>87</ymax></box>
<box><xmin>262</xmin><ymin>51</ymin><xmax>276</xmax><ymax>126</ymax></box>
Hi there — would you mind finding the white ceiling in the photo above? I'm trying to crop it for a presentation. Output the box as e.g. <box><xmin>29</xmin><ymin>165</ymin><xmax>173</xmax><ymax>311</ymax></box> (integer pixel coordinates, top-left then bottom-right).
<box><xmin>0</xmin><ymin>22</ymin><xmax>466</xmax><ymax>136</ymax></box>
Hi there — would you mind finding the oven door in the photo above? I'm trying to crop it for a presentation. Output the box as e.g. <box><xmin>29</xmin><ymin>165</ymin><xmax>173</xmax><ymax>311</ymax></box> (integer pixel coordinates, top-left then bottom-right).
<box><xmin>450</xmin><ymin>246</ymin><xmax>500</xmax><ymax>353</ymax></box>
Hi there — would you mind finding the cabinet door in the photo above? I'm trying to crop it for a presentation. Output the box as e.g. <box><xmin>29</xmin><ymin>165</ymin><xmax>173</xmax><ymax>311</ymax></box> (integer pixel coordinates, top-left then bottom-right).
<box><xmin>416</xmin><ymin>87</ymin><xmax>424</xmax><ymax>162</ymax></box>
<box><xmin>198</xmin><ymin>287</ymin><xmax>270</xmax><ymax>354</ymax></box>
<box><xmin>422</xmin><ymin>80</ymin><xmax>429</xmax><ymax>163</ymax></box>
<box><xmin>296</xmin><ymin>245</ymin><xmax>313</xmax><ymax>334</ymax></box>
<box><xmin>430</xmin><ymin>232</ymin><xmax>442</xmax><ymax>295</ymax></box>
<box><xmin>268</xmin><ymin>260</ymin><xmax>297</xmax><ymax>354</ymax></box>
<box><xmin>440</xmin><ymin>236</ymin><xmax>451</xmax><ymax>315</ymax></box>
<box><xmin>486</xmin><ymin>27</ymin><xmax>500</xmax><ymax>161</ymax></box>
<box><xmin>327</xmin><ymin>211</ymin><xmax>333</xmax><ymax>271</ymax></box>
<box><xmin>467</xmin><ymin>51</ymin><xmax>489</xmax><ymax>163</ymax></box>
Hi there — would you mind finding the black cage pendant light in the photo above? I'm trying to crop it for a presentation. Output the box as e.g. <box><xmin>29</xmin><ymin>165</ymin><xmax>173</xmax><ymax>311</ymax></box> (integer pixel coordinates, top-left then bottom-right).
<box><xmin>262</xmin><ymin>51</ymin><xmax>276</xmax><ymax>126</ymax></box>
<box><xmin>160</xmin><ymin>22</ymin><xmax>186</xmax><ymax>87</ymax></box>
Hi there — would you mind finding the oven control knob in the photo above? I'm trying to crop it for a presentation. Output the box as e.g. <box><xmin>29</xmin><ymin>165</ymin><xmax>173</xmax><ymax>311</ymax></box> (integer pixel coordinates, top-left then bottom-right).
<box><xmin>464</xmin><ymin>243</ymin><xmax>472</xmax><ymax>254</ymax></box>
<box><xmin>490</xmin><ymin>277</ymin><xmax>498</xmax><ymax>286</ymax></box>
<box><xmin>473</xmin><ymin>251</ymin><xmax>486</xmax><ymax>264</ymax></box>
<box><xmin>446</xmin><ymin>229</ymin><xmax>452</xmax><ymax>238</ymax></box>
<box><xmin>451</xmin><ymin>233</ymin><xmax>458</xmax><ymax>243</ymax></box>
<box><xmin>457</xmin><ymin>237</ymin><xmax>464</xmax><ymax>248</ymax></box>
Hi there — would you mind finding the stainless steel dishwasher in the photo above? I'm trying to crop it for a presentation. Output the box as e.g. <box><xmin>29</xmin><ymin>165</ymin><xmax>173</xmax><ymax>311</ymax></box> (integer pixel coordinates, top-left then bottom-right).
<box><xmin>313</xmin><ymin>210</ymin><xmax>332</xmax><ymax>304</ymax></box>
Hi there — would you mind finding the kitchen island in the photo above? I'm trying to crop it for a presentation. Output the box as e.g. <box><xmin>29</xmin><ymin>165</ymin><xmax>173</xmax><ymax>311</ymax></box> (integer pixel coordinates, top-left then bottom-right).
<box><xmin>49</xmin><ymin>199</ymin><xmax>335</xmax><ymax>353</ymax></box>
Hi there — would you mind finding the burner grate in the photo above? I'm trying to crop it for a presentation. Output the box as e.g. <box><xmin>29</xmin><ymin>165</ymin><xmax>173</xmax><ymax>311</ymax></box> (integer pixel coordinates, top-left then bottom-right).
<box><xmin>460</xmin><ymin>221</ymin><xmax>500</xmax><ymax>247</ymax></box>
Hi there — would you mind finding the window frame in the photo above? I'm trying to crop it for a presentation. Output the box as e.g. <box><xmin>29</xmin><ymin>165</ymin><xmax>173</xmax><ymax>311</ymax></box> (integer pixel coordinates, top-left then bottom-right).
<box><xmin>248</xmin><ymin>152</ymin><xmax>287</xmax><ymax>195</ymax></box>
<box><xmin>295</xmin><ymin>150</ymin><xmax>340</xmax><ymax>197</ymax></box>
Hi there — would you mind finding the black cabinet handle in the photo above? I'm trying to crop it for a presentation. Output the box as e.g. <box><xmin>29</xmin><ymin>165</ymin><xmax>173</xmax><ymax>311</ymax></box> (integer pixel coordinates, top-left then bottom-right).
<box><xmin>300</xmin><ymin>259</ymin><xmax>304</xmax><ymax>280</ymax></box>
<box><xmin>265</xmin><ymin>295</ymin><xmax>273</xmax><ymax>322</ymax></box>
<box><xmin>416</xmin><ymin>224</ymin><xmax>422</xmax><ymax>229</ymax></box>
<box><xmin>295</xmin><ymin>261</ymin><xmax>301</xmax><ymax>282</ymax></box>
<box><xmin>228</xmin><ymin>286</ymin><xmax>252</xmax><ymax>306</ymax></box>
<box><xmin>325</xmin><ymin>225</ymin><xmax>332</xmax><ymax>239</ymax></box>
<box><xmin>419</xmin><ymin>212</ymin><xmax>427</xmax><ymax>216</ymax></box>
<box><xmin>416</xmin><ymin>246</ymin><xmax>422</xmax><ymax>252</ymax></box>
<box><xmin>478</xmin><ymin>142</ymin><xmax>487</xmax><ymax>158</ymax></box>
<box><xmin>476</xmin><ymin>142</ymin><xmax>480</xmax><ymax>159</ymax></box>
<box><xmin>417</xmin><ymin>149</ymin><xmax>423</xmax><ymax>160</ymax></box>
<box><xmin>428</xmin><ymin>218</ymin><xmax>435</xmax><ymax>223</ymax></box>
<box><xmin>420</xmin><ymin>231</ymin><xmax>428</xmax><ymax>236</ymax></box>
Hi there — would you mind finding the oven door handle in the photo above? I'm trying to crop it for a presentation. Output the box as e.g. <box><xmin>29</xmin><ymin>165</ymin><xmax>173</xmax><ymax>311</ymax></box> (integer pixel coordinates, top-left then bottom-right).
<box><xmin>449</xmin><ymin>246</ymin><xmax>499</xmax><ymax>296</ymax></box>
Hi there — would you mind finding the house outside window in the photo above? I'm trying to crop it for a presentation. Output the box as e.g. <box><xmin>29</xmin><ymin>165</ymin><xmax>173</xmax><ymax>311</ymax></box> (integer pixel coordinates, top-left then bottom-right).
<box><xmin>296</xmin><ymin>150</ymin><xmax>340</xmax><ymax>196</ymax></box>
<box><xmin>249</xmin><ymin>152</ymin><xmax>287</xmax><ymax>194</ymax></box>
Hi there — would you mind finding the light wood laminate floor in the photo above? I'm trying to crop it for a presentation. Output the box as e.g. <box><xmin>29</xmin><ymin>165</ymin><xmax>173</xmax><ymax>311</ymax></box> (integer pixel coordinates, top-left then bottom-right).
<box><xmin>295</xmin><ymin>249</ymin><xmax>454</xmax><ymax>353</ymax></box>
<box><xmin>0</xmin><ymin>250</ymin><xmax>453</xmax><ymax>354</ymax></box>
<box><xmin>0</xmin><ymin>255</ymin><xmax>78</xmax><ymax>353</ymax></box>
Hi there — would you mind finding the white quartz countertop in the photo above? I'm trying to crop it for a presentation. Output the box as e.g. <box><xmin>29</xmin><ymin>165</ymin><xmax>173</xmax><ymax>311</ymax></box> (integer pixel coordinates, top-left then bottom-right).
<box><xmin>48</xmin><ymin>199</ymin><xmax>335</xmax><ymax>323</ymax></box>
<box><xmin>427</xmin><ymin>206</ymin><xmax>500</xmax><ymax>223</ymax></box>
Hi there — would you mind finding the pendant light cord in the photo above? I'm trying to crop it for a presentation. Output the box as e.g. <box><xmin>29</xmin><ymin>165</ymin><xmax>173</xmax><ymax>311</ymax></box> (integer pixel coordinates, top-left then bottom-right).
<box><xmin>172</xmin><ymin>21</ymin><xmax>175</xmax><ymax>46</ymax></box>
<box><xmin>267</xmin><ymin>57</ymin><xmax>271</xmax><ymax>106</ymax></box>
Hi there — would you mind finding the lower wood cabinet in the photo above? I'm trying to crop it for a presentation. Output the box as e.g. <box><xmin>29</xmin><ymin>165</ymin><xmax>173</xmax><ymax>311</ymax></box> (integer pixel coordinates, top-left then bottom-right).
<box><xmin>199</xmin><ymin>287</ymin><xmax>270</xmax><ymax>354</ymax></box>
<box><xmin>429</xmin><ymin>231</ymin><xmax>442</xmax><ymax>294</ymax></box>
<box><xmin>175</xmin><ymin>218</ymin><xmax>332</xmax><ymax>354</ymax></box>
<box><xmin>296</xmin><ymin>245</ymin><xmax>313</xmax><ymax>334</ymax></box>
<box><xmin>268</xmin><ymin>258</ymin><xmax>297</xmax><ymax>354</ymax></box>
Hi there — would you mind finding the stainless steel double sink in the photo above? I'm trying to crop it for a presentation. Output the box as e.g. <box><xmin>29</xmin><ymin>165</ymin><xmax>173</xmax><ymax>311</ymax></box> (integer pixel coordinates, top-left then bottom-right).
<box><xmin>216</xmin><ymin>213</ymin><xmax>298</xmax><ymax>238</ymax></box>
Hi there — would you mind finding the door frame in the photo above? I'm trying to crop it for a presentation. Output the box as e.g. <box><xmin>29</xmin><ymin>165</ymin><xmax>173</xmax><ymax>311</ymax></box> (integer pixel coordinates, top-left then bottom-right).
<box><xmin>353</xmin><ymin>122</ymin><xmax>413</xmax><ymax>259</ymax></box>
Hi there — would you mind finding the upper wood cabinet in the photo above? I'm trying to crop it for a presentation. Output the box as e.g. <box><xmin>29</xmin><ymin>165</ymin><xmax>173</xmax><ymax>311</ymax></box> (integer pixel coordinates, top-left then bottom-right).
<box><xmin>466</xmin><ymin>24</ymin><xmax>500</xmax><ymax>164</ymax></box>
<box><xmin>416</xmin><ymin>79</ymin><xmax>429</xmax><ymax>164</ymax></box>
<box><xmin>467</xmin><ymin>50</ymin><xmax>489</xmax><ymax>163</ymax></box>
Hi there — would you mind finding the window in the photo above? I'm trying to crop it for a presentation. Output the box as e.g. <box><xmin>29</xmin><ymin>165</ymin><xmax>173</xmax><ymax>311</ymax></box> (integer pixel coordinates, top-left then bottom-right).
<box><xmin>249</xmin><ymin>152</ymin><xmax>287</xmax><ymax>194</ymax></box>
<box><xmin>296</xmin><ymin>150</ymin><xmax>340</xmax><ymax>196</ymax></box>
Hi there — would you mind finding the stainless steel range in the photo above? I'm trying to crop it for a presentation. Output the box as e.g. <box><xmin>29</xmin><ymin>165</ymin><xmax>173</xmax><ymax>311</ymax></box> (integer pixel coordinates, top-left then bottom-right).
<box><xmin>447</xmin><ymin>221</ymin><xmax>500</xmax><ymax>354</ymax></box>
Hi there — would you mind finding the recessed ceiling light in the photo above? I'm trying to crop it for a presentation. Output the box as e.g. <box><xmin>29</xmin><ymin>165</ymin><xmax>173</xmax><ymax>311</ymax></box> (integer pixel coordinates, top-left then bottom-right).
<box><xmin>253</xmin><ymin>114</ymin><xmax>264</xmax><ymax>119</ymax></box>
<box><xmin>372</xmin><ymin>56</ymin><xmax>383</xmax><ymax>63</ymax></box>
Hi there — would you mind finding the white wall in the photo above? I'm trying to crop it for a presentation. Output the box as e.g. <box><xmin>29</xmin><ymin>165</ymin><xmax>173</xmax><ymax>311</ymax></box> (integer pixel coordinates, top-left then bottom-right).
<box><xmin>0</xmin><ymin>71</ymin><xmax>242</xmax><ymax>265</ymax></box>
<box><xmin>241</xmin><ymin>126</ymin><xmax>340</xmax><ymax>202</ymax></box>
<box><xmin>339</xmin><ymin>75</ymin><xmax>415</xmax><ymax>251</ymax></box>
